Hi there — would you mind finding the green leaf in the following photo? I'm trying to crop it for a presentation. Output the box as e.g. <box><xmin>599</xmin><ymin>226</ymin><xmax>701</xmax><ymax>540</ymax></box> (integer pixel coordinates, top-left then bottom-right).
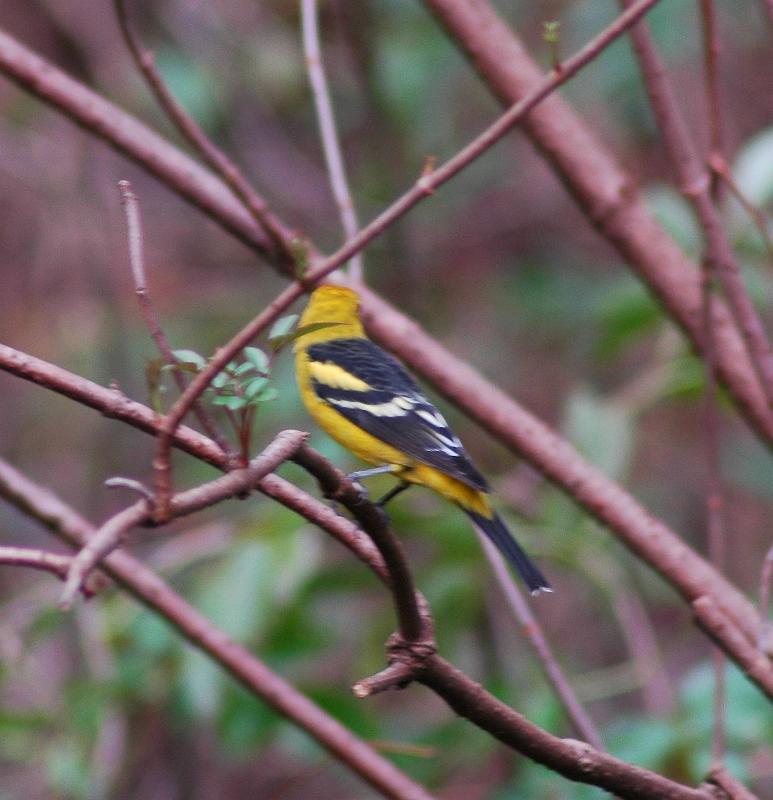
<box><xmin>244</xmin><ymin>376</ymin><xmax>270</xmax><ymax>398</ymax></box>
<box><xmin>211</xmin><ymin>371</ymin><xmax>231</xmax><ymax>389</ymax></box>
<box><xmin>268</xmin><ymin>314</ymin><xmax>299</xmax><ymax>342</ymax></box>
<box><xmin>172</xmin><ymin>349</ymin><xmax>206</xmax><ymax>369</ymax></box>
<box><xmin>234</xmin><ymin>361</ymin><xmax>256</xmax><ymax>376</ymax></box>
<box><xmin>251</xmin><ymin>386</ymin><xmax>278</xmax><ymax>404</ymax></box>
<box><xmin>244</xmin><ymin>346</ymin><xmax>270</xmax><ymax>373</ymax></box>
<box><xmin>213</xmin><ymin>395</ymin><xmax>247</xmax><ymax>410</ymax></box>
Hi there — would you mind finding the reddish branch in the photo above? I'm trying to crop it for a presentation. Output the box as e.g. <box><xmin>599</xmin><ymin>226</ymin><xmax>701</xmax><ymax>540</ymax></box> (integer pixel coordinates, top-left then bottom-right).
<box><xmin>358</xmin><ymin>290</ymin><xmax>765</xmax><ymax>656</ymax></box>
<box><xmin>1</xmin><ymin>14</ymin><xmax>770</xmax><ymax>450</ymax></box>
<box><xmin>0</xmin><ymin>343</ymin><xmax>387</xmax><ymax>579</ymax></box>
<box><xmin>0</xmin><ymin>546</ymin><xmax>102</xmax><ymax>596</ymax></box>
<box><xmin>59</xmin><ymin>430</ymin><xmax>309</xmax><ymax>608</ymax></box>
<box><xmin>419</xmin><ymin>0</ymin><xmax>773</xmax><ymax>445</ymax></box>
<box><xmin>118</xmin><ymin>179</ymin><xmax>231</xmax><ymax>456</ymax></box>
<box><xmin>0</xmin><ymin>459</ymin><xmax>434</xmax><ymax>800</ymax></box>
<box><xmin>478</xmin><ymin>534</ymin><xmax>604</xmax><ymax>750</ymax></box>
<box><xmin>419</xmin><ymin>655</ymin><xmax>714</xmax><ymax>800</ymax></box>
<box><xmin>113</xmin><ymin>0</ymin><xmax>293</xmax><ymax>265</ymax></box>
<box><xmin>623</xmin><ymin>1</ymin><xmax>773</xmax><ymax>413</ymax></box>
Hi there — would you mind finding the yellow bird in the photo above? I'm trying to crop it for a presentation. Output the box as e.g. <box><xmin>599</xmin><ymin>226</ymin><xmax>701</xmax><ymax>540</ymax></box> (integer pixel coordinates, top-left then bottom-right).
<box><xmin>294</xmin><ymin>285</ymin><xmax>550</xmax><ymax>594</ymax></box>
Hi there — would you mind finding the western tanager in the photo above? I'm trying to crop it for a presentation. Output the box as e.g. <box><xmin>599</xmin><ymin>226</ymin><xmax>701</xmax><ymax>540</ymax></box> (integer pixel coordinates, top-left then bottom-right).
<box><xmin>294</xmin><ymin>285</ymin><xmax>550</xmax><ymax>594</ymax></box>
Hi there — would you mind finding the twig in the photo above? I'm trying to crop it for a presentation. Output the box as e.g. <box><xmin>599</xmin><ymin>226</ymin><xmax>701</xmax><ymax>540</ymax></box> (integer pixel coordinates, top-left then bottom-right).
<box><xmin>692</xmin><ymin>596</ymin><xmax>773</xmax><ymax>698</ymax></box>
<box><xmin>699</xmin><ymin>0</ymin><xmax>725</xmax><ymax>201</ymax></box>
<box><xmin>707</xmin><ymin>765</ymin><xmax>759</xmax><ymax>800</ymax></box>
<box><xmin>419</xmin><ymin>0</ymin><xmax>773</xmax><ymax>446</ymax></box>
<box><xmin>2</xmin><ymin>464</ymin><xmax>730</xmax><ymax>798</ymax></box>
<box><xmin>710</xmin><ymin>155</ymin><xmax>773</xmax><ymax>265</ymax></box>
<box><xmin>0</xmin><ymin>546</ymin><xmax>103</xmax><ymax>597</ymax></box>
<box><xmin>117</xmin><ymin>179</ymin><xmax>232</xmax><ymax>456</ymax></box>
<box><xmin>59</xmin><ymin>430</ymin><xmax>308</xmax><ymax>608</ymax></box>
<box><xmin>113</xmin><ymin>0</ymin><xmax>294</xmax><ymax>266</ymax></box>
<box><xmin>0</xmin><ymin>459</ymin><xmax>435</xmax><ymax>800</ymax></box>
<box><xmin>301</xmin><ymin>0</ymin><xmax>364</xmax><ymax>283</ymax></box>
<box><xmin>759</xmin><ymin>544</ymin><xmax>773</xmax><ymax>652</ymax></box>
<box><xmin>477</xmin><ymin>532</ymin><xmax>604</xmax><ymax>750</ymax></box>
<box><xmin>623</xmin><ymin>0</ymin><xmax>773</xmax><ymax>412</ymax></box>
<box><xmin>358</xmin><ymin>290</ymin><xmax>763</xmax><ymax>650</ymax></box>
<box><xmin>697</xmin><ymin>2</ymin><xmax>728</xmax><ymax>760</ymax></box>
<box><xmin>292</xmin><ymin>442</ymin><xmax>429</xmax><ymax>644</ymax></box>
<box><xmin>420</xmin><ymin>655</ymin><xmax>714</xmax><ymax>800</ymax></box>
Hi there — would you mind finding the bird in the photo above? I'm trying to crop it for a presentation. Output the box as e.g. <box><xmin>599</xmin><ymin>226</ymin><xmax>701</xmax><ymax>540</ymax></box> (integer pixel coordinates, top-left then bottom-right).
<box><xmin>293</xmin><ymin>284</ymin><xmax>551</xmax><ymax>594</ymax></box>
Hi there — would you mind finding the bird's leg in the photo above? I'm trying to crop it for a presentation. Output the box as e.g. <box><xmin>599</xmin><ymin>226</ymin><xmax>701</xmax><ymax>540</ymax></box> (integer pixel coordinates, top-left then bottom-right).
<box><xmin>346</xmin><ymin>465</ymin><xmax>398</xmax><ymax>499</ymax></box>
<box><xmin>376</xmin><ymin>482</ymin><xmax>410</xmax><ymax>507</ymax></box>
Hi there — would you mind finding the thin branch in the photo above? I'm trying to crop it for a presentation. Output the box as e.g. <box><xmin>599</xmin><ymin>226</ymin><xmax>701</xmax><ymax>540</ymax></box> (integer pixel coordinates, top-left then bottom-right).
<box><xmin>0</xmin><ymin>546</ymin><xmax>103</xmax><ymax>596</ymax></box>
<box><xmin>419</xmin><ymin>654</ymin><xmax>715</xmax><ymax>800</ymax></box>
<box><xmin>292</xmin><ymin>442</ymin><xmax>429</xmax><ymax>644</ymax></box>
<box><xmin>477</xmin><ymin>532</ymin><xmax>604</xmax><ymax>750</ymax></box>
<box><xmin>59</xmin><ymin>430</ymin><xmax>309</xmax><ymax>608</ymax></box>
<box><xmin>113</xmin><ymin>0</ymin><xmax>294</xmax><ymax>266</ymax></box>
<box><xmin>699</xmin><ymin>0</ymin><xmax>725</xmax><ymax>200</ymax></box>
<box><xmin>419</xmin><ymin>0</ymin><xmax>773</xmax><ymax>446</ymax></box>
<box><xmin>301</xmin><ymin>0</ymin><xmax>364</xmax><ymax>282</ymax></box>
<box><xmin>709</xmin><ymin>155</ymin><xmax>773</xmax><ymax>265</ymax></box>
<box><xmin>707</xmin><ymin>765</ymin><xmax>759</xmax><ymax>800</ymax></box>
<box><xmin>0</xmin><ymin>343</ymin><xmax>388</xmax><ymax>579</ymax></box>
<box><xmin>117</xmin><ymin>179</ymin><xmax>232</xmax><ymax>456</ymax></box>
<box><xmin>759</xmin><ymin>544</ymin><xmax>773</xmax><ymax>651</ymax></box>
<box><xmin>692</xmin><ymin>596</ymin><xmax>773</xmax><ymax>697</ymax></box>
<box><xmin>0</xmin><ymin>459</ymin><xmax>435</xmax><ymax>800</ymax></box>
<box><xmin>623</xmin><ymin>0</ymin><xmax>773</xmax><ymax>412</ymax></box>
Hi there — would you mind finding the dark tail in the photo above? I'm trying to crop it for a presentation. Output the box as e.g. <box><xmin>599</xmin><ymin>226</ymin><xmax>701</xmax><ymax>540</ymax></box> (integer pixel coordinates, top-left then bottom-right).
<box><xmin>466</xmin><ymin>510</ymin><xmax>551</xmax><ymax>595</ymax></box>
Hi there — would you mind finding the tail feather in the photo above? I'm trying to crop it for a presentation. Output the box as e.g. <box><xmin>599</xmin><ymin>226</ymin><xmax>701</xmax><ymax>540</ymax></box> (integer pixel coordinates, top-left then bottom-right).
<box><xmin>466</xmin><ymin>510</ymin><xmax>551</xmax><ymax>594</ymax></box>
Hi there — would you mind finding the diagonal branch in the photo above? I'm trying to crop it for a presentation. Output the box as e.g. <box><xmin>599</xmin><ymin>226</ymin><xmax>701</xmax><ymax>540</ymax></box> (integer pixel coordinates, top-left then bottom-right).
<box><xmin>623</xmin><ymin>0</ymin><xmax>773</xmax><ymax>412</ymax></box>
<box><xmin>0</xmin><ymin>458</ymin><xmax>435</xmax><ymax>800</ymax></box>
<box><xmin>58</xmin><ymin>430</ymin><xmax>309</xmax><ymax>608</ymax></box>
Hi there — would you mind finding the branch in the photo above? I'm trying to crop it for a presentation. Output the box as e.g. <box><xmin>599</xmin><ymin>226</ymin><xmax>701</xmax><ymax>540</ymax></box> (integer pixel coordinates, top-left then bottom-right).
<box><xmin>2</xmin><ymin>13</ymin><xmax>772</xmax><ymax>452</ymax></box>
<box><xmin>692</xmin><ymin>596</ymin><xmax>773</xmax><ymax>698</ymax></box>
<box><xmin>0</xmin><ymin>458</ymin><xmax>435</xmax><ymax>800</ymax></box>
<box><xmin>418</xmin><ymin>0</ymin><xmax>773</xmax><ymax>445</ymax></box>
<box><xmin>2</xmin><ymin>459</ymin><xmax>733</xmax><ymax>799</ymax></box>
<box><xmin>117</xmin><ymin>179</ymin><xmax>232</xmax><ymax>456</ymax></box>
<box><xmin>292</xmin><ymin>442</ymin><xmax>430</xmax><ymax>645</ymax></box>
<box><xmin>301</xmin><ymin>0</ymin><xmax>364</xmax><ymax>282</ymax></box>
<box><xmin>419</xmin><ymin>655</ymin><xmax>716</xmax><ymax>800</ymax></box>
<box><xmin>477</xmin><ymin>533</ymin><xmax>604</xmax><ymax>750</ymax></box>
<box><xmin>58</xmin><ymin>430</ymin><xmax>309</xmax><ymax>609</ymax></box>
<box><xmin>358</xmin><ymin>290</ymin><xmax>767</xmax><ymax>661</ymax></box>
<box><xmin>0</xmin><ymin>546</ymin><xmax>103</xmax><ymax>596</ymax></box>
<box><xmin>623</xmin><ymin>0</ymin><xmax>773</xmax><ymax>414</ymax></box>
<box><xmin>113</xmin><ymin>0</ymin><xmax>295</xmax><ymax>266</ymax></box>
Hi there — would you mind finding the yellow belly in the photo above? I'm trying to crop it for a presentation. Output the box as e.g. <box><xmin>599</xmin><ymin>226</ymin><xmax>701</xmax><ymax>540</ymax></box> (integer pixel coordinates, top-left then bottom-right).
<box><xmin>296</xmin><ymin>353</ymin><xmax>492</xmax><ymax>517</ymax></box>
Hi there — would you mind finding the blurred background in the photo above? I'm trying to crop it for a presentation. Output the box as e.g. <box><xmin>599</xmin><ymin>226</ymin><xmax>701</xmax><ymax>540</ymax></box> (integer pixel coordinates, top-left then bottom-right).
<box><xmin>0</xmin><ymin>0</ymin><xmax>772</xmax><ymax>797</ymax></box>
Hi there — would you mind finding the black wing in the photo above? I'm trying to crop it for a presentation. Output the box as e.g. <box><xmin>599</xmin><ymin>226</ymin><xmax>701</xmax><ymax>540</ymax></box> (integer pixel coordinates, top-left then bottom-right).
<box><xmin>307</xmin><ymin>339</ymin><xmax>489</xmax><ymax>492</ymax></box>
